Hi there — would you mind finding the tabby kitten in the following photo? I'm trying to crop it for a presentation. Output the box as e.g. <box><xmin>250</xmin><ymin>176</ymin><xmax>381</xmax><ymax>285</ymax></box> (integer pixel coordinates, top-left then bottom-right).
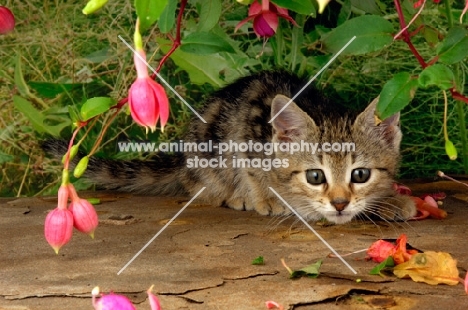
<box><xmin>75</xmin><ymin>70</ymin><xmax>417</xmax><ymax>224</ymax></box>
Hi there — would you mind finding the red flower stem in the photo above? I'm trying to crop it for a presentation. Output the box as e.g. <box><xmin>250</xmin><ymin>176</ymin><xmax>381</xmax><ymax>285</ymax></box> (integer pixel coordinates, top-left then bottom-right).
<box><xmin>155</xmin><ymin>0</ymin><xmax>187</xmax><ymax>74</ymax></box>
<box><xmin>393</xmin><ymin>0</ymin><xmax>428</xmax><ymax>68</ymax></box>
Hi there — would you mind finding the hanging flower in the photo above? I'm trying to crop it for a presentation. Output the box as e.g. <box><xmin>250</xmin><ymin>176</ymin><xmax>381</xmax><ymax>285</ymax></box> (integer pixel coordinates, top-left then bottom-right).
<box><xmin>68</xmin><ymin>183</ymin><xmax>98</xmax><ymax>238</ymax></box>
<box><xmin>128</xmin><ymin>19</ymin><xmax>169</xmax><ymax>133</ymax></box>
<box><xmin>235</xmin><ymin>0</ymin><xmax>297</xmax><ymax>38</ymax></box>
<box><xmin>44</xmin><ymin>185</ymin><xmax>73</xmax><ymax>254</ymax></box>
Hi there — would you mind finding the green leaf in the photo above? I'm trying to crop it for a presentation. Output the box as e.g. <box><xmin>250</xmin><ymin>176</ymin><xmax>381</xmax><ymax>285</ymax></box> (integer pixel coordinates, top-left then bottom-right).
<box><xmin>14</xmin><ymin>54</ymin><xmax>32</xmax><ymax>97</ymax></box>
<box><xmin>252</xmin><ymin>256</ymin><xmax>264</xmax><ymax>265</ymax></box>
<box><xmin>13</xmin><ymin>96</ymin><xmax>46</xmax><ymax>133</ymax></box>
<box><xmin>80</xmin><ymin>97</ymin><xmax>114</xmax><ymax>121</ymax></box>
<box><xmin>197</xmin><ymin>0</ymin><xmax>222</xmax><ymax>32</ymax></box>
<box><xmin>0</xmin><ymin>151</ymin><xmax>14</xmax><ymax>164</ymax></box>
<box><xmin>28</xmin><ymin>82</ymin><xmax>83</xmax><ymax>98</ymax></box>
<box><xmin>271</xmin><ymin>0</ymin><xmax>315</xmax><ymax>15</ymax></box>
<box><xmin>158</xmin><ymin>39</ymin><xmax>227</xmax><ymax>86</ymax></box>
<box><xmin>377</xmin><ymin>72</ymin><xmax>418</xmax><ymax>119</ymax></box>
<box><xmin>436</xmin><ymin>27</ymin><xmax>468</xmax><ymax>65</ymax></box>
<box><xmin>181</xmin><ymin>32</ymin><xmax>235</xmax><ymax>54</ymax></box>
<box><xmin>370</xmin><ymin>256</ymin><xmax>395</xmax><ymax>276</ymax></box>
<box><xmin>321</xmin><ymin>15</ymin><xmax>394</xmax><ymax>55</ymax></box>
<box><xmin>290</xmin><ymin>260</ymin><xmax>323</xmax><ymax>279</ymax></box>
<box><xmin>158</xmin><ymin>0</ymin><xmax>177</xmax><ymax>33</ymax></box>
<box><xmin>135</xmin><ymin>0</ymin><xmax>168</xmax><ymax>32</ymax></box>
<box><xmin>350</xmin><ymin>0</ymin><xmax>381</xmax><ymax>14</ymax></box>
<box><xmin>418</xmin><ymin>64</ymin><xmax>455</xmax><ymax>90</ymax></box>
<box><xmin>337</xmin><ymin>0</ymin><xmax>352</xmax><ymax>26</ymax></box>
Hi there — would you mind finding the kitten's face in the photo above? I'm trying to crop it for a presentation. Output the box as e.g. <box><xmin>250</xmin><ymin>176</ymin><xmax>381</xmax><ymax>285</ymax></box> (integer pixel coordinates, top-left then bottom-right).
<box><xmin>271</xmin><ymin>95</ymin><xmax>401</xmax><ymax>224</ymax></box>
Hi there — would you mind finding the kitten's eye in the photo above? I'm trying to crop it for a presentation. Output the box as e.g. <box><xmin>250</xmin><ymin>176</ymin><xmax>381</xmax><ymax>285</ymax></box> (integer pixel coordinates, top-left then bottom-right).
<box><xmin>306</xmin><ymin>169</ymin><xmax>326</xmax><ymax>185</ymax></box>
<box><xmin>351</xmin><ymin>168</ymin><xmax>371</xmax><ymax>183</ymax></box>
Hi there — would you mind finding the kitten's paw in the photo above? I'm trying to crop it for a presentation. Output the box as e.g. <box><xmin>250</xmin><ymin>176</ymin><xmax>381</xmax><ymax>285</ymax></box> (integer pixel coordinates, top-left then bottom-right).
<box><xmin>225</xmin><ymin>198</ymin><xmax>245</xmax><ymax>211</ymax></box>
<box><xmin>254</xmin><ymin>198</ymin><xmax>286</xmax><ymax>216</ymax></box>
<box><xmin>379</xmin><ymin>194</ymin><xmax>417</xmax><ymax>221</ymax></box>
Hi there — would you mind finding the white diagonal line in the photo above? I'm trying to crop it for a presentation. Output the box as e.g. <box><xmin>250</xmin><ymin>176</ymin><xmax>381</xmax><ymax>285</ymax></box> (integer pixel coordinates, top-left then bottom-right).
<box><xmin>268</xmin><ymin>187</ymin><xmax>357</xmax><ymax>274</ymax></box>
<box><xmin>269</xmin><ymin>36</ymin><xmax>357</xmax><ymax>123</ymax></box>
<box><xmin>117</xmin><ymin>187</ymin><xmax>206</xmax><ymax>275</ymax></box>
<box><xmin>118</xmin><ymin>35</ymin><xmax>207</xmax><ymax>123</ymax></box>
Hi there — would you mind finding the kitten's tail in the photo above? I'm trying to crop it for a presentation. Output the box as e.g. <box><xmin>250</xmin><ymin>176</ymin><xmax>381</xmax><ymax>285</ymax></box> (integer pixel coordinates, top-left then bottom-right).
<box><xmin>42</xmin><ymin>140</ymin><xmax>187</xmax><ymax>196</ymax></box>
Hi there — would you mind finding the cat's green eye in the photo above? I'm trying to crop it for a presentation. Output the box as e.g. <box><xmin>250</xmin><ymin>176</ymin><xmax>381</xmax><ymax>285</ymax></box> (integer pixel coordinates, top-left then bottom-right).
<box><xmin>351</xmin><ymin>168</ymin><xmax>371</xmax><ymax>183</ymax></box>
<box><xmin>306</xmin><ymin>169</ymin><xmax>326</xmax><ymax>185</ymax></box>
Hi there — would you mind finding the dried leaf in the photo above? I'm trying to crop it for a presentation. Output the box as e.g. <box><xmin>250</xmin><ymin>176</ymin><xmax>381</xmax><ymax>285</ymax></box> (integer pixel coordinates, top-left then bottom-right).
<box><xmin>393</xmin><ymin>251</ymin><xmax>459</xmax><ymax>286</ymax></box>
<box><xmin>288</xmin><ymin>260</ymin><xmax>323</xmax><ymax>279</ymax></box>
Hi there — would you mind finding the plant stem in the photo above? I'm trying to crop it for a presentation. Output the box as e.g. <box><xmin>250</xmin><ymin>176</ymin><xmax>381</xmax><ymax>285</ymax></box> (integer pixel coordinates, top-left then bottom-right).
<box><xmin>393</xmin><ymin>0</ymin><xmax>427</xmax><ymax>68</ymax></box>
<box><xmin>456</xmin><ymin>100</ymin><xmax>468</xmax><ymax>173</ymax></box>
<box><xmin>442</xmin><ymin>0</ymin><xmax>454</xmax><ymax>28</ymax></box>
<box><xmin>444</xmin><ymin>0</ymin><xmax>468</xmax><ymax>173</ymax></box>
<box><xmin>155</xmin><ymin>0</ymin><xmax>187</xmax><ymax>73</ymax></box>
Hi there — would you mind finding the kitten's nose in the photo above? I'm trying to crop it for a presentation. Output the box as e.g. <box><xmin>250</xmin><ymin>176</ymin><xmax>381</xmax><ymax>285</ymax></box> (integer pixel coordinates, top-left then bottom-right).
<box><xmin>331</xmin><ymin>198</ymin><xmax>349</xmax><ymax>212</ymax></box>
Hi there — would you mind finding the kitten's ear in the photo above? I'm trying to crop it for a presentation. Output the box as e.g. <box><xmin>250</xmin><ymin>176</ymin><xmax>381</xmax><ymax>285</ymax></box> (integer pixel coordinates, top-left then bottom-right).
<box><xmin>271</xmin><ymin>95</ymin><xmax>316</xmax><ymax>142</ymax></box>
<box><xmin>354</xmin><ymin>96</ymin><xmax>402</xmax><ymax>149</ymax></box>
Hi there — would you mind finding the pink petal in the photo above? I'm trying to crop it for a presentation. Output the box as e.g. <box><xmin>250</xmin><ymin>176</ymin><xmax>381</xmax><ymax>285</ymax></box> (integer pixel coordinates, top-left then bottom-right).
<box><xmin>265</xmin><ymin>300</ymin><xmax>283</xmax><ymax>310</ymax></box>
<box><xmin>366</xmin><ymin>240</ymin><xmax>396</xmax><ymax>263</ymax></box>
<box><xmin>423</xmin><ymin>196</ymin><xmax>438</xmax><ymax>209</ymax></box>
<box><xmin>262</xmin><ymin>11</ymin><xmax>279</xmax><ymax>33</ymax></box>
<box><xmin>148</xmin><ymin>79</ymin><xmax>169</xmax><ymax>131</ymax></box>
<box><xmin>95</xmin><ymin>294</ymin><xmax>136</xmax><ymax>310</ymax></box>
<box><xmin>147</xmin><ymin>286</ymin><xmax>161</xmax><ymax>310</ymax></box>
<box><xmin>44</xmin><ymin>208</ymin><xmax>74</xmax><ymax>254</ymax></box>
<box><xmin>277</xmin><ymin>13</ymin><xmax>299</xmax><ymax>26</ymax></box>
<box><xmin>248</xmin><ymin>0</ymin><xmax>262</xmax><ymax>15</ymax></box>
<box><xmin>0</xmin><ymin>6</ymin><xmax>15</xmax><ymax>35</ymax></box>
<box><xmin>234</xmin><ymin>15</ymin><xmax>256</xmax><ymax>33</ymax></box>
<box><xmin>129</xmin><ymin>78</ymin><xmax>160</xmax><ymax>130</ymax></box>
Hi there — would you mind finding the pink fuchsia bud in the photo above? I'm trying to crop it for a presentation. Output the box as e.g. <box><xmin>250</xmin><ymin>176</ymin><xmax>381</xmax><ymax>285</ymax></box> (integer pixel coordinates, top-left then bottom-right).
<box><xmin>92</xmin><ymin>287</ymin><xmax>136</xmax><ymax>310</ymax></box>
<box><xmin>129</xmin><ymin>49</ymin><xmax>169</xmax><ymax>133</ymax></box>
<box><xmin>147</xmin><ymin>285</ymin><xmax>161</xmax><ymax>310</ymax></box>
<box><xmin>68</xmin><ymin>184</ymin><xmax>98</xmax><ymax>238</ymax></box>
<box><xmin>0</xmin><ymin>6</ymin><xmax>15</xmax><ymax>35</ymax></box>
<box><xmin>44</xmin><ymin>185</ymin><xmax>73</xmax><ymax>254</ymax></box>
<box><xmin>235</xmin><ymin>0</ymin><xmax>297</xmax><ymax>38</ymax></box>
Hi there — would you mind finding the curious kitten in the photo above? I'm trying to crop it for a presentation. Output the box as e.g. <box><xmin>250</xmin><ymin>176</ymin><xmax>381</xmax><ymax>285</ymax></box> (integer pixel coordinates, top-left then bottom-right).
<box><xmin>57</xmin><ymin>70</ymin><xmax>417</xmax><ymax>224</ymax></box>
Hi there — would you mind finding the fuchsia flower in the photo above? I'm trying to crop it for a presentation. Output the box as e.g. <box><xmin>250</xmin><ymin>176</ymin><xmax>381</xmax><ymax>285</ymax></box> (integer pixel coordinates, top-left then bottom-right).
<box><xmin>44</xmin><ymin>181</ymin><xmax>98</xmax><ymax>253</ymax></box>
<box><xmin>235</xmin><ymin>0</ymin><xmax>297</xmax><ymax>38</ymax></box>
<box><xmin>68</xmin><ymin>184</ymin><xmax>98</xmax><ymax>238</ymax></box>
<box><xmin>92</xmin><ymin>287</ymin><xmax>136</xmax><ymax>310</ymax></box>
<box><xmin>129</xmin><ymin>49</ymin><xmax>169</xmax><ymax>133</ymax></box>
<box><xmin>92</xmin><ymin>286</ymin><xmax>162</xmax><ymax>310</ymax></box>
<box><xmin>44</xmin><ymin>185</ymin><xmax>73</xmax><ymax>254</ymax></box>
<box><xmin>0</xmin><ymin>6</ymin><xmax>15</xmax><ymax>35</ymax></box>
